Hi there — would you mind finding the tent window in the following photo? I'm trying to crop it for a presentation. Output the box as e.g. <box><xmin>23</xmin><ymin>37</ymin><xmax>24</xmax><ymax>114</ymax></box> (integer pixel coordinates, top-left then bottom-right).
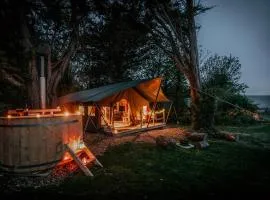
<box><xmin>78</xmin><ymin>105</ymin><xmax>95</xmax><ymax>116</ymax></box>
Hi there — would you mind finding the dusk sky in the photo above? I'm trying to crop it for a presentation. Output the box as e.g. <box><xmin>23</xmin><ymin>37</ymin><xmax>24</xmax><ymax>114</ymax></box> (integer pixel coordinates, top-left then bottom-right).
<box><xmin>198</xmin><ymin>0</ymin><xmax>270</xmax><ymax>95</ymax></box>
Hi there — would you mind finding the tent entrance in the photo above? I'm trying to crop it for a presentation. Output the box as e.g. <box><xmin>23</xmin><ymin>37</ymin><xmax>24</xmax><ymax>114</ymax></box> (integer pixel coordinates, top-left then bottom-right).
<box><xmin>113</xmin><ymin>99</ymin><xmax>131</xmax><ymax>128</ymax></box>
<box><xmin>100</xmin><ymin>99</ymin><xmax>166</xmax><ymax>135</ymax></box>
<box><xmin>100</xmin><ymin>99</ymin><xmax>131</xmax><ymax>129</ymax></box>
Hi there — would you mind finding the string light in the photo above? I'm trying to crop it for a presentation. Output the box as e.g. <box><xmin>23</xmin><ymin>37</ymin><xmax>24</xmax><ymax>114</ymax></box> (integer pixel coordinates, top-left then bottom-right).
<box><xmin>64</xmin><ymin>111</ymin><xmax>70</xmax><ymax>116</ymax></box>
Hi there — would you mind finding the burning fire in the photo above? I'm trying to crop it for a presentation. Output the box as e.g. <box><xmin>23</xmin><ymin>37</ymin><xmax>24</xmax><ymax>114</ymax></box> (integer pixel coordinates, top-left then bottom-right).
<box><xmin>63</xmin><ymin>152</ymin><xmax>72</xmax><ymax>161</ymax></box>
<box><xmin>82</xmin><ymin>157</ymin><xmax>88</xmax><ymax>165</ymax></box>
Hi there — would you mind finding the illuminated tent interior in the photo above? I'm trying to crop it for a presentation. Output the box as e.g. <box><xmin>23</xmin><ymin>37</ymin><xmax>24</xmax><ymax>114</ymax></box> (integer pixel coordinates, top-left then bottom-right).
<box><xmin>58</xmin><ymin>77</ymin><xmax>170</xmax><ymax>135</ymax></box>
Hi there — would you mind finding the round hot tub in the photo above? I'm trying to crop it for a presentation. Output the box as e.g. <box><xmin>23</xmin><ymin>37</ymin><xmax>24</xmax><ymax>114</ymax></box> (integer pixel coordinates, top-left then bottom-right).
<box><xmin>0</xmin><ymin>114</ymin><xmax>82</xmax><ymax>174</ymax></box>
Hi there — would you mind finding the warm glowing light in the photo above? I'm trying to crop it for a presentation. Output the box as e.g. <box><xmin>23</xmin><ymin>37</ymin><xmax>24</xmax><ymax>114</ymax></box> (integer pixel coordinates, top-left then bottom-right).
<box><xmin>64</xmin><ymin>112</ymin><xmax>70</xmax><ymax>116</ymax></box>
<box><xmin>36</xmin><ymin>114</ymin><xmax>40</xmax><ymax>118</ymax></box>
<box><xmin>82</xmin><ymin>157</ymin><xmax>88</xmax><ymax>165</ymax></box>
<box><xmin>7</xmin><ymin>115</ymin><xmax>11</xmax><ymax>118</ymax></box>
<box><xmin>62</xmin><ymin>152</ymin><xmax>71</xmax><ymax>161</ymax></box>
<box><xmin>155</xmin><ymin>109</ymin><xmax>165</xmax><ymax>114</ymax></box>
<box><xmin>76</xmin><ymin>111</ymin><xmax>81</xmax><ymax>115</ymax></box>
<box><xmin>64</xmin><ymin>155</ymin><xmax>70</xmax><ymax>161</ymax></box>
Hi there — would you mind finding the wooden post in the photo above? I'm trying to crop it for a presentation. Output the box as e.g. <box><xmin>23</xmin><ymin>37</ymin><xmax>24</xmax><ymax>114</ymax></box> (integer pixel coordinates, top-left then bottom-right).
<box><xmin>128</xmin><ymin>103</ymin><xmax>131</xmax><ymax>125</ymax></box>
<box><xmin>140</xmin><ymin>109</ymin><xmax>143</xmax><ymax>128</ymax></box>
<box><xmin>112</xmin><ymin>104</ymin><xmax>115</xmax><ymax>128</ymax></box>
<box><xmin>103</xmin><ymin>106</ymin><xmax>107</xmax><ymax>125</ymax></box>
<box><xmin>163</xmin><ymin>109</ymin><xmax>165</xmax><ymax>124</ymax></box>
<box><xmin>147</xmin><ymin>83</ymin><xmax>162</xmax><ymax>128</ymax></box>
<box><xmin>109</xmin><ymin>105</ymin><xmax>113</xmax><ymax>125</ymax></box>
<box><xmin>84</xmin><ymin>116</ymin><xmax>90</xmax><ymax>136</ymax></box>
<box><xmin>153</xmin><ymin>111</ymin><xmax>155</xmax><ymax>126</ymax></box>
<box><xmin>165</xmin><ymin>102</ymin><xmax>173</xmax><ymax>123</ymax></box>
<box><xmin>95</xmin><ymin>105</ymin><xmax>101</xmax><ymax>129</ymax></box>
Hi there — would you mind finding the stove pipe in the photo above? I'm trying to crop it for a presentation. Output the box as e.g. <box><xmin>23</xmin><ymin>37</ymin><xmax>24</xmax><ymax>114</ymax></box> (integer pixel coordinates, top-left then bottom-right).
<box><xmin>40</xmin><ymin>56</ymin><xmax>46</xmax><ymax>109</ymax></box>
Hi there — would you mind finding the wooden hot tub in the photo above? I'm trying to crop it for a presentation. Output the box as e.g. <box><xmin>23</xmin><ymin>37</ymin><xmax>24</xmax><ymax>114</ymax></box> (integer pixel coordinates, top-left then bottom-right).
<box><xmin>0</xmin><ymin>113</ymin><xmax>83</xmax><ymax>174</ymax></box>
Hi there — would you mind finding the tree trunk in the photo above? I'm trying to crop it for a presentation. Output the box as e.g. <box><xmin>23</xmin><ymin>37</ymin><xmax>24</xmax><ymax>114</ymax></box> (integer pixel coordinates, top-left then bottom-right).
<box><xmin>27</xmin><ymin>55</ymin><xmax>40</xmax><ymax>109</ymax></box>
<box><xmin>47</xmin><ymin>38</ymin><xmax>77</xmax><ymax>107</ymax></box>
<box><xmin>187</xmin><ymin>0</ymin><xmax>201</xmax><ymax>130</ymax></box>
<box><xmin>189</xmin><ymin>73</ymin><xmax>201</xmax><ymax>130</ymax></box>
<box><xmin>174</xmin><ymin>59</ymin><xmax>201</xmax><ymax>130</ymax></box>
<box><xmin>201</xmin><ymin>95</ymin><xmax>217</xmax><ymax>130</ymax></box>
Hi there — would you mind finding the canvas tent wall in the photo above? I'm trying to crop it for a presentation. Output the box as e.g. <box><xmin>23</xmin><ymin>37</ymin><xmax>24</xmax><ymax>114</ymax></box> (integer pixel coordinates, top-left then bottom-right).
<box><xmin>58</xmin><ymin>77</ymin><xmax>170</xmax><ymax>128</ymax></box>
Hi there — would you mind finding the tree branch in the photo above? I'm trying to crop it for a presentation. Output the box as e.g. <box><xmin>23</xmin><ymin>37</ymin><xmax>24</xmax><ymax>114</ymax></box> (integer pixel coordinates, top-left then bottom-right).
<box><xmin>0</xmin><ymin>68</ymin><xmax>25</xmax><ymax>87</ymax></box>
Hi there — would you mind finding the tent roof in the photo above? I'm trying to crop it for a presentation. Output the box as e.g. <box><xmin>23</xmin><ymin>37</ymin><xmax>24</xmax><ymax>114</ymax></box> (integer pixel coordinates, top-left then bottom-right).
<box><xmin>58</xmin><ymin>78</ymin><xmax>170</xmax><ymax>105</ymax></box>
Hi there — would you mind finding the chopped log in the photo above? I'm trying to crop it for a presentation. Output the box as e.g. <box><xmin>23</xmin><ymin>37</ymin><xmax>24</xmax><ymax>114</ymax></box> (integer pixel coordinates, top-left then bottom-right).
<box><xmin>187</xmin><ymin>132</ymin><xmax>207</xmax><ymax>142</ymax></box>
<box><xmin>155</xmin><ymin>136</ymin><xmax>177</xmax><ymax>148</ymax></box>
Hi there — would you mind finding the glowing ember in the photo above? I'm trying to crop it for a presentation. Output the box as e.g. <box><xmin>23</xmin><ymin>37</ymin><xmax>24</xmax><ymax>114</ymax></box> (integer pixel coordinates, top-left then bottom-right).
<box><xmin>36</xmin><ymin>114</ymin><xmax>40</xmax><ymax>118</ymax></box>
<box><xmin>64</xmin><ymin>155</ymin><xmax>70</xmax><ymax>161</ymax></box>
<box><xmin>7</xmin><ymin>115</ymin><xmax>11</xmax><ymax>118</ymax></box>
<box><xmin>62</xmin><ymin>152</ymin><xmax>71</xmax><ymax>161</ymax></box>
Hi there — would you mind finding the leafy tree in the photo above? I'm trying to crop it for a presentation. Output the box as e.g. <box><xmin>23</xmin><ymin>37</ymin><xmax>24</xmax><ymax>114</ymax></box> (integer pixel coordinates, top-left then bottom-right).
<box><xmin>128</xmin><ymin>44</ymin><xmax>188</xmax><ymax>113</ymax></box>
<box><xmin>200</xmin><ymin>54</ymin><xmax>253</xmax><ymax>129</ymax></box>
<box><xmin>74</xmin><ymin>0</ymin><xmax>149</xmax><ymax>89</ymax></box>
<box><xmin>0</xmin><ymin>0</ymin><xmax>95</xmax><ymax>107</ymax></box>
<box><xmin>140</xmin><ymin>0</ymin><xmax>211</xmax><ymax>130</ymax></box>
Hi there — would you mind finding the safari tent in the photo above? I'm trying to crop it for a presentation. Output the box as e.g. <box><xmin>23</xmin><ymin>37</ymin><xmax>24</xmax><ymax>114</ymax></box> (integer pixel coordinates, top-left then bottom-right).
<box><xmin>58</xmin><ymin>77</ymin><xmax>170</xmax><ymax>135</ymax></box>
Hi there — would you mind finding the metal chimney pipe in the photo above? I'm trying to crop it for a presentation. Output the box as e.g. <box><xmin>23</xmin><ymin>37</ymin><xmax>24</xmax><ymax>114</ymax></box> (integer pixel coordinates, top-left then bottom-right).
<box><xmin>40</xmin><ymin>56</ymin><xmax>46</xmax><ymax>109</ymax></box>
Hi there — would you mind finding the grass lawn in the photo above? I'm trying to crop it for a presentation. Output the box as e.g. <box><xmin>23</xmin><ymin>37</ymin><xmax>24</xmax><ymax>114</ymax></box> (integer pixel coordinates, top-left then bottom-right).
<box><xmin>4</xmin><ymin>124</ymin><xmax>270</xmax><ymax>199</ymax></box>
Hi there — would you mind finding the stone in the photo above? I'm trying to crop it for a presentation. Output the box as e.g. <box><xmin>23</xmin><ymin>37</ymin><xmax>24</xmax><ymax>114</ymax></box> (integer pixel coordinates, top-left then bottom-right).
<box><xmin>187</xmin><ymin>132</ymin><xmax>207</xmax><ymax>142</ymax></box>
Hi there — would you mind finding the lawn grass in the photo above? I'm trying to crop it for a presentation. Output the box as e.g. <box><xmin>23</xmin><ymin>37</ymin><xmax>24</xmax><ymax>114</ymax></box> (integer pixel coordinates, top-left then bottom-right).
<box><xmin>5</xmin><ymin>125</ymin><xmax>270</xmax><ymax>199</ymax></box>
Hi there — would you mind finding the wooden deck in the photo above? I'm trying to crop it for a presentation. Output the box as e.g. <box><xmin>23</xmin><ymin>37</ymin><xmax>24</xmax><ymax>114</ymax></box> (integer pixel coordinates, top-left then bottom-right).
<box><xmin>111</xmin><ymin>122</ymin><xmax>166</xmax><ymax>136</ymax></box>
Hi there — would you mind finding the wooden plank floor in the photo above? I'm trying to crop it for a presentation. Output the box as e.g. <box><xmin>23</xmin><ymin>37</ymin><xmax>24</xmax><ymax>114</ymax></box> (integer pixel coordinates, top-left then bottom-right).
<box><xmin>112</xmin><ymin>123</ymin><xmax>166</xmax><ymax>137</ymax></box>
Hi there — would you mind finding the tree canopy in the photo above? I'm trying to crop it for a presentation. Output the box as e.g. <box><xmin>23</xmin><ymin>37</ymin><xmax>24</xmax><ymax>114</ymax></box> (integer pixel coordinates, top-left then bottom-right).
<box><xmin>0</xmin><ymin>0</ymin><xmax>254</xmax><ymax>130</ymax></box>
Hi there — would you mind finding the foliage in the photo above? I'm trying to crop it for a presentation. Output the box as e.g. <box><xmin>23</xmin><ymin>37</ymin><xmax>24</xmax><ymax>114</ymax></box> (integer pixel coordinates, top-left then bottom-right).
<box><xmin>73</xmin><ymin>0</ymin><xmax>149</xmax><ymax>89</ymax></box>
<box><xmin>0</xmin><ymin>0</ymin><xmax>109</xmax><ymax>106</ymax></box>
<box><xmin>200</xmin><ymin>54</ymin><xmax>258</xmax><ymax>127</ymax></box>
<box><xmin>141</xmin><ymin>0</ymin><xmax>210</xmax><ymax>130</ymax></box>
<box><xmin>200</xmin><ymin>54</ymin><xmax>247</xmax><ymax>95</ymax></box>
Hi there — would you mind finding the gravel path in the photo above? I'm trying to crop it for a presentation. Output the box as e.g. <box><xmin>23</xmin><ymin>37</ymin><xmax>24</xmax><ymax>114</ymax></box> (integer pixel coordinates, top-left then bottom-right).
<box><xmin>85</xmin><ymin>126</ymin><xmax>187</xmax><ymax>156</ymax></box>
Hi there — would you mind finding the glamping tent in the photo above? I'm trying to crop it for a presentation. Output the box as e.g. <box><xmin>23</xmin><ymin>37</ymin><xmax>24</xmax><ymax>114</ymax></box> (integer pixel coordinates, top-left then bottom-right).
<box><xmin>58</xmin><ymin>77</ymin><xmax>170</xmax><ymax>135</ymax></box>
